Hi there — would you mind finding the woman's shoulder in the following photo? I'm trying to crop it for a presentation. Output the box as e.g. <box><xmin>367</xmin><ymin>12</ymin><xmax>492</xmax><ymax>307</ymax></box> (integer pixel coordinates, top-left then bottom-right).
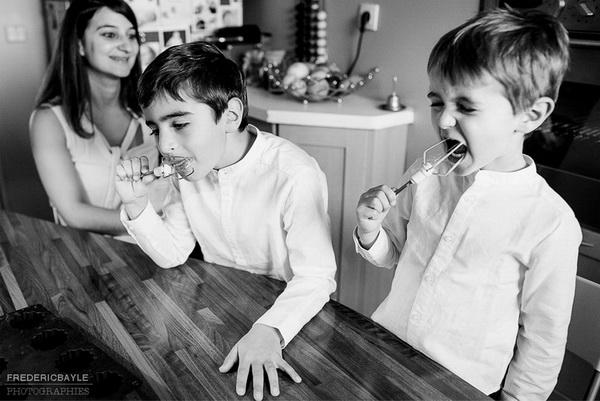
<box><xmin>32</xmin><ymin>98</ymin><xmax>64</xmax><ymax>118</ymax></box>
<box><xmin>30</xmin><ymin>103</ymin><xmax>68</xmax><ymax>143</ymax></box>
<box><xmin>31</xmin><ymin>103</ymin><xmax>65</xmax><ymax>127</ymax></box>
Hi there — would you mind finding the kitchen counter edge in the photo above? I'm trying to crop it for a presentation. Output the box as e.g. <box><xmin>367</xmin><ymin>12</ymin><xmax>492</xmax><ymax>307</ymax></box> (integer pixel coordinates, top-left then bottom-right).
<box><xmin>247</xmin><ymin>86</ymin><xmax>415</xmax><ymax>130</ymax></box>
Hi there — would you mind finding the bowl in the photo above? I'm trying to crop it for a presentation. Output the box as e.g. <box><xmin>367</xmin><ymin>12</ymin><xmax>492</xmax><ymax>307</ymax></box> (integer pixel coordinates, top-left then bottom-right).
<box><xmin>265</xmin><ymin>64</ymin><xmax>379</xmax><ymax>104</ymax></box>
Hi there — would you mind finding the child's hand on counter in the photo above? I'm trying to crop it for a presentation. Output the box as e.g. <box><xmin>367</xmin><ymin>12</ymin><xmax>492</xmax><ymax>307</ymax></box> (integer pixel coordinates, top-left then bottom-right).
<box><xmin>219</xmin><ymin>324</ymin><xmax>301</xmax><ymax>401</ymax></box>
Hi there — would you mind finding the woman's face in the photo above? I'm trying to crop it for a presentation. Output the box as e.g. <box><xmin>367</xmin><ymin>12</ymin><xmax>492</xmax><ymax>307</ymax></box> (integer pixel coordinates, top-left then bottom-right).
<box><xmin>79</xmin><ymin>7</ymin><xmax>139</xmax><ymax>79</ymax></box>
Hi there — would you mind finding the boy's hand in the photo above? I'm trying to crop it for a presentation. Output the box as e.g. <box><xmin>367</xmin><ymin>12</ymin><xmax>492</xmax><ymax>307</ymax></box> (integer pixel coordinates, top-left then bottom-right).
<box><xmin>115</xmin><ymin>156</ymin><xmax>154</xmax><ymax>219</ymax></box>
<box><xmin>219</xmin><ymin>324</ymin><xmax>301</xmax><ymax>401</ymax></box>
<box><xmin>356</xmin><ymin>185</ymin><xmax>397</xmax><ymax>249</ymax></box>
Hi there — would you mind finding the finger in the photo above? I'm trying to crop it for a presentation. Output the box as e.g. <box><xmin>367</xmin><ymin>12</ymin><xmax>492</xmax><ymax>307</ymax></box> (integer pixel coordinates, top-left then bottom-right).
<box><xmin>382</xmin><ymin>185</ymin><xmax>398</xmax><ymax>205</ymax></box>
<box><xmin>120</xmin><ymin>159</ymin><xmax>135</xmax><ymax>180</ymax></box>
<box><xmin>236</xmin><ymin>361</ymin><xmax>250</xmax><ymax>397</ymax></box>
<box><xmin>265</xmin><ymin>362</ymin><xmax>280</xmax><ymax>396</ymax></box>
<box><xmin>129</xmin><ymin>157</ymin><xmax>144</xmax><ymax>180</ymax></box>
<box><xmin>252</xmin><ymin>363</ymin><xmax>264</xmax><ymax>401</ymax></box>
<box><xmin>278</xmin><ymin>359</ymin><xmax>301</xmax><ymax>383</ymax></box>
<box><xmin>140</xmin><ymin>156</ymin><xmax>150</xmax><ymax>175</ymax></box>
<box><xmin>358</xmin><ymin>205</ymin><xmax>380</xmax><ymax>221</ymax></box>
<box><xmin>374</xmin><ymin>191</ymin><xmax>391</xmax><ymax>211</ymax></box>
<box><xmin>115</xmin><ymin>164</ymin><xmax>129</xmax><ymax>181</ymax></box>
<box><xmin>219</xmin><ymin>347</ymin><xmax>238</xmax><ymax>373</ymax></box>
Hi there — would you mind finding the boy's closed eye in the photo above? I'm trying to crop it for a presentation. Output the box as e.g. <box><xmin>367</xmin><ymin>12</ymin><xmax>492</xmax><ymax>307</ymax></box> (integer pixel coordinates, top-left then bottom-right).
<box><xmin>172</xmin><ymin>122</ymin><xmax>189</xmax><ymax>130</ymax></box>
<box><xmin>428</xmin><ymin>100</ymin><xmax>477</xmax><ymax>114</ymax></box>
<box><xmin>457</xmin><ymin>103</ymin><xmax>476</xmax><ymax>113</ymax></box>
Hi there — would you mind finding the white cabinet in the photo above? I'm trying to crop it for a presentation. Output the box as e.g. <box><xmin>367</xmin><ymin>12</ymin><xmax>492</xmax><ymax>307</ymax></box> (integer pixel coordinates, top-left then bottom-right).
<box><xmin>247</xmin><ymin>87</ymin><xmax>414</xmax><ymax>316</ymax></box>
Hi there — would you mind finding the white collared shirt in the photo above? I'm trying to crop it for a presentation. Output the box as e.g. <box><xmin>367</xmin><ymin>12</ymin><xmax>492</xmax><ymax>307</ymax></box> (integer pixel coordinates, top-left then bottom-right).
<box><xmin>354</xmin><ymin>156</ymin><xmax>582</xmax><ymax>400</ymax></box>
<box><xmin>122</xmin><ymin>125</ymin><xmax>337</xmax><ymax>345</ymax></box>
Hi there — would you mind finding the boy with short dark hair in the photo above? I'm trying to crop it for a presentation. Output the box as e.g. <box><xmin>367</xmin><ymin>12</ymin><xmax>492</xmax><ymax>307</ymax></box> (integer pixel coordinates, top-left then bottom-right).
<box><xmin>115</xmin><ymin>41</ymin><xmax>337</xmax><ymax>401</ymax></box>
<box><xmin>354</xmin><ymin>7</ymin><xmax>581</xmax><ymax>400</ymax></box>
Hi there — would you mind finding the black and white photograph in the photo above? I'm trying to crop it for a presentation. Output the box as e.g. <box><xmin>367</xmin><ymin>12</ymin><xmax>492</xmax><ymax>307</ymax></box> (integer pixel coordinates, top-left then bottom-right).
<box><xmin>1</xmin><ymin>1</ymin><xmax>599</xmax><ymax>400</ymax></box>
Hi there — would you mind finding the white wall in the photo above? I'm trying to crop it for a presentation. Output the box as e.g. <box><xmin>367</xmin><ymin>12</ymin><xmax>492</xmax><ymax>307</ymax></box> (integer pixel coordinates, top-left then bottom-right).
<box><xmin>0</xmin><ymin>0</ymin><xmax>52</xmax><ymax>220</ymax></box>
<box><xmin>0</xmin><ymin>0</ymin><xmax>480</xmax><ymax>220</ymax></box>
<box><xmin>244</xmin><ymin>0</ymin><xmax>480</xmax><ymax>168</ymax></box>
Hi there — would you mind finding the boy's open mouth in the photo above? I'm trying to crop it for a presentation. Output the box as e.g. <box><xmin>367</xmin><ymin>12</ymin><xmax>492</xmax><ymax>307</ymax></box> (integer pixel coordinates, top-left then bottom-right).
<box><xmin>163</xmin><ymin>155</ymin><xmax>195</xmax><ymax>178</ymax></box>
<box><xmin>445</xmin><ymin>139</ymin><xmax>467</xmax><ymax>160</ymax></box>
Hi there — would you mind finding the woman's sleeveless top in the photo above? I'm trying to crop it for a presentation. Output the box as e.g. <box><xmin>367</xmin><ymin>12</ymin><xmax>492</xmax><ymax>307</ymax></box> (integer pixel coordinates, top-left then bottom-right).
<box><xmin>46</xmin><ymin>106</ymin><xmax>161</xmax><ymax>225</ymax></box>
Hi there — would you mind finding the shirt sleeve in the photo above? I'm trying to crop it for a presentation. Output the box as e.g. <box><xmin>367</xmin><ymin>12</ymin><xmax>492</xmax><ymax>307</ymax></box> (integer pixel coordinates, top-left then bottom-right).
<box><xmin>120</xmin><ymin>181</ymin><xmax>197</xmax><ymax>268</ymax></box>
<box><xmin>254</xmin><ymin>166</ymin><xmax>337</xmax><ymax>347</ymax></box>
<box><xmin>353</xmin><ymin>226</ymin><xmax>402</xmax><ymax>269</ymax></box>
<box><xmin>353</xmin><ymin>159</ymin><xmax>417</xmax><ymax>269</ymax></box>
<box><xmin>502</xmin><ymin>214</ymin><xmax>582</xmax><ymax>400</ymax></box>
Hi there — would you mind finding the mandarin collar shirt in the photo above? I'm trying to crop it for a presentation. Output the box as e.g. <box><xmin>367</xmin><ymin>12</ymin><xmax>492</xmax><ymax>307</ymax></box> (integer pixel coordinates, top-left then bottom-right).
<box><xmin>354</xmin><ymin>156</ymin><xmax>582</xmax><ymax>400</ymax></box>
<box><xmin>122</xmin><ymin>125</ymin><xmax>337</xmax><ymax>345</ymax></box>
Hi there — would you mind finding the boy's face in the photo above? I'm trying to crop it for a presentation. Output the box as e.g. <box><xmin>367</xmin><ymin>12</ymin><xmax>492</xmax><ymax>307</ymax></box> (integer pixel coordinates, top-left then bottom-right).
<box><xmin>427</xmin><ymin>72</ymin><xmax>529</xmax><ymax>176</ymax></box>
<box><xmin>143</xmin><ymin>94</ymin><xmax>229</xmax><ymax>181</ymax></box>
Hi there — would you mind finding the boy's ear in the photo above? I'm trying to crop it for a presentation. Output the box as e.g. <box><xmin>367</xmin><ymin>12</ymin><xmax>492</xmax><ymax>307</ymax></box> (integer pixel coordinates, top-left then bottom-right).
<box><xmin>517</xmin><ymin>96</ymin><xmax>555</xmax><ymax>134</ymax></box>
<box><xmin>224</xmin><ymin>97</ymin><xmax>244</xmax><ymax>132</ymax></box>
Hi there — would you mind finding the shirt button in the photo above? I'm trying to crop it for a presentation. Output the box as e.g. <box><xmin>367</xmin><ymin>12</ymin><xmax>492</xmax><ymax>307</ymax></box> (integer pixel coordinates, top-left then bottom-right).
<box><xmin>411</xmin><ymin>313</ymin><xmax>420</xmax><ymax>322</ymax></box>
<box><xmin>424</xmin><ymin>275</ymin><xmax>434</xmax><ymax>284</ymax></box>
<box><xmin>443</xmin><ymin>235</ymin><xmax>454</xmax><ymax>243</ymax></box>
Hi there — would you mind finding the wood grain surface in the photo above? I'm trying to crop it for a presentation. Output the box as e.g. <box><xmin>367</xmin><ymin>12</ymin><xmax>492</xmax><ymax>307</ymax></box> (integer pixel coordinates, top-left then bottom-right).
<box><xmin>0</xmin><ymin>210</ymin><xmax>489</xmax><ymax>400</ymax></box>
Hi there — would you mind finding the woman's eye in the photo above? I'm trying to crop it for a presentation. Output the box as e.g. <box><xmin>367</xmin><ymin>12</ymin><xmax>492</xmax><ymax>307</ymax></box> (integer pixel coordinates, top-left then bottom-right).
<box><xmin>429</xmin><ymin>102</ymin><xmax>444</xmax><ymax>109</ymax></box>
<box><xmin>102</xmin><ymin>32</ymin><xmax>117</xmax><ymax>39</ymax></box>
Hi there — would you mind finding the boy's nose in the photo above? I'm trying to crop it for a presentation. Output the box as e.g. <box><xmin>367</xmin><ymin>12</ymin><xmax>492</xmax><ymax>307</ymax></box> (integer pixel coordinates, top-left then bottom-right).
<box><xmin>157</xmin><ymin>133</ymin><xmax>177</xmax><ymax>154</ymax></box>
<box><xmin>437</xmin><ymin>110</ymin><xmax>457</xmax><ymax>130</ymax></box>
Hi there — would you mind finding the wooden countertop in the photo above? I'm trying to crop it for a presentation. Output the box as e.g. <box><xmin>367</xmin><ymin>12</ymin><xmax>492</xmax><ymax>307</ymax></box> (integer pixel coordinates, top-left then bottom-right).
<box><xmin>247</xmin><ymin>86</ymin><xmax>414</xmax><ymax>130</ymax></box>
<box><xmin>0</xmin><ymin>210</ymin><xmax>488</xmax><ymax>400</ymax></box>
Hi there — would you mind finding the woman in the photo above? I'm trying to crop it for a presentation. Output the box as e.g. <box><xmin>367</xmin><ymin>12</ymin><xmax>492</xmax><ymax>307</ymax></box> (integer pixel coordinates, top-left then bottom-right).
<box><xmin>30</xmin><ymin>0</ymin><xmax>166</xmax><ymax>239</ymax></box>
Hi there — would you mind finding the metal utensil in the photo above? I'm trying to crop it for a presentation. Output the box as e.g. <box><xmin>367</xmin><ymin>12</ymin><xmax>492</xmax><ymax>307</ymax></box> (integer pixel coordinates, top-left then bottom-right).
<box><xmin>141</xmin><ymin>156</ymin><xmax>195</xmax><ymax>180</ymax></box>
<box><xmin>393</xmin><ymin>139</ymin><xmax>465</xmax><ymax>195</ymax></box>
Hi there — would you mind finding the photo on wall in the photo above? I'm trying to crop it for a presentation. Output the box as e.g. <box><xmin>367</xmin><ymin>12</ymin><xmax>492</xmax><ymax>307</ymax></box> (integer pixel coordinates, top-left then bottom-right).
<box><xmin>139</xmin><ymin>30</ymin><xmax>161</xmax><ymax>70</ymax></box>
<box><xmin>162</xmin><ymin>28</ymin><xmax>189</xmax><ymax>48</ymax></box>
<box><xmin>126</xmin><ymin>0</ymin><xmax>161</xmax><ymax>29</ymax></box>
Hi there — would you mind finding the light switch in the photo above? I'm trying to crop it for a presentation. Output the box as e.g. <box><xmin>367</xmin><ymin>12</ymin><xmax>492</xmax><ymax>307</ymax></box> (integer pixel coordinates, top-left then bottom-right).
<box><xmin>5</xmin><ymin>25</ymin><xmax>27</xmax><ymax>43</ymax></box>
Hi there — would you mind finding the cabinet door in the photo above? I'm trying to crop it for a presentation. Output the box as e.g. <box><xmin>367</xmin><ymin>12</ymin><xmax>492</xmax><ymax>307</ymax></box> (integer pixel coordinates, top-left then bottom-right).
<box><xmin>279</xmin><ymin>124</ymin><xmax>409</xmax><ymax>316</ymax></box>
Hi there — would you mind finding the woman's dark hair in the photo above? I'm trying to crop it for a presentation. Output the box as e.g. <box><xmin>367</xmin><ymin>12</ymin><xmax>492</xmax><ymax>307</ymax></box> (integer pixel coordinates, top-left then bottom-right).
<box><xmin>34</xmin><ymin>0</ymin><xmax>142</xmax><ymax>138</ymax></box>
<box><xmin>137</xmin><ymin>41</ymin><xmax>249</xmax><ymax>131</ymax></box>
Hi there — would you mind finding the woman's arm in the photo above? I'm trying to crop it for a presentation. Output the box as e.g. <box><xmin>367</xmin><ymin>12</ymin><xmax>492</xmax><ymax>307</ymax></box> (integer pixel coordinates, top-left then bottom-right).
<box><xmin>29</xmin><ymin>108</ymin><xmax>127</xmax><ymax>235</ymax></box>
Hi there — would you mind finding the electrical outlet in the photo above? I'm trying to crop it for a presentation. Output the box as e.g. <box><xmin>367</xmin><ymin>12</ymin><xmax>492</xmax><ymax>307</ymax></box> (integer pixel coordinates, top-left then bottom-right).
<box><xmin>358</xmin><ymin>3</ymin><xmax>380</xmax><ymax>32</ymax></box>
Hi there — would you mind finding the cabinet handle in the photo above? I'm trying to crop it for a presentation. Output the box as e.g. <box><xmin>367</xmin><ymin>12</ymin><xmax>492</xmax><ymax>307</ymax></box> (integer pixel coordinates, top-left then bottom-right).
<box><xmin>581</xmin><ymin>241</ymin><xmax>595</xmax><ymax>248</ymax></box>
